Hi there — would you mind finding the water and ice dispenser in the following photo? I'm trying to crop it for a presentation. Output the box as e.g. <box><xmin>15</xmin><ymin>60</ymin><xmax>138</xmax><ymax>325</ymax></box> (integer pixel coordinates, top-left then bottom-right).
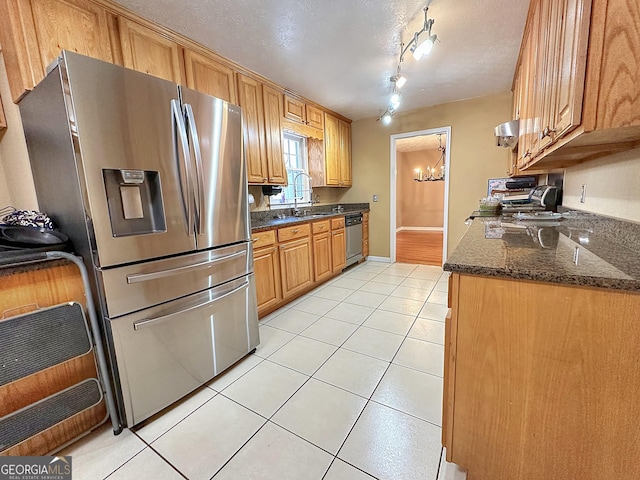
<box><xmin>103</xmin><ymin>169</ymin><xmax>166</xmax><ymax>237</ymax></box>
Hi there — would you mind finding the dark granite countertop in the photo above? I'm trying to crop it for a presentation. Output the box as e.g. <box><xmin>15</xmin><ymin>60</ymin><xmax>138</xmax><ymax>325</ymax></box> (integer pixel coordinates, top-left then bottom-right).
<box><xmin>251</xmin><ymin>203</ymin><xmax>369</xmax><ymax>232</ymax></box>
<box><xmin>444</xmin><ymin>211</ymin><xmax>640</xmax><ymax>292</ymax></box>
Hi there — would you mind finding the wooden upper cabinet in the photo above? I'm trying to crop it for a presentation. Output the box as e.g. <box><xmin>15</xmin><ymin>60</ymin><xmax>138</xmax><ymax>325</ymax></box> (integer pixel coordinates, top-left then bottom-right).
<box><xmin>513</xmin><ymin>0</ymin><xmax>640</xmax><ymax>170</ymax></box>
<box><xmin>32</xmin><ymin>0</ymin><xmax>114</xmax><ymax>67</ymax></box>
<box><xmin>284</xmin><ymin>94</ymin><xmax>325</xmax><ymax>130</ymax></box>
<box><xmin>320</xmin><ymin>112</ymin><xmax>351</xmax><ymax>187</ymax></box>
<box><xmin>236</xmin><ymin>74</ymin><xmax>268</xmax><ymax>184</ymax></box>
<box><xmin>338</xmin><ymin>119</ymin><xmax>352</xmax><ymax>186</ymax></box>
<box><xmin>118</xmin><ymin>17</ymin><xmax>184</xmax><ymax>84</ymax></box>
<box><xmin>324</xmin><ymin>112</ymin><xmax>341</xmax><ymax>185</ymax></box>
<box><xmin>550</xmin><ymin>0</ymin><xmax>591</xmax><ymax>140</ymax></box>
<box><xmin>183</xmin><ymin>50</ymin><xmax>236</xmax><ymax>103</ymax></box>
<box><xmin>262</xmin><ymin>85</ymin><xmax>287</xmax><ymax>184</ymax></box>
<box><xmin>306</xmin><ymin>105</ymin><xmax>324</xmax><ymax>130</ymax></box>
<box><xmin>284</xmin><ymin>94</ymin><xmax>306</xmax><ymax>124</ymax></box>
<box><xmin>0</xmin><ymin>95</ymin><xmax>6</xmax><ymax>130</ymax></box>
<box><xmin>0</xmin><ymin>0</ymin><xmax>116</xmax><ymax>101</ymax></box>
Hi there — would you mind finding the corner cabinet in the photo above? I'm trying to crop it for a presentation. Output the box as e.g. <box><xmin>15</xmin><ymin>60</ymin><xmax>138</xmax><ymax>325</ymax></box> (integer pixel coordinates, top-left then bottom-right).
<box><xmin>237</xmin><ymin>74</ymin><xmax>286</xmax><ymax>185</ymax></box>
<box><xmin>514</xmin><ymin>0</ymin><xmax>640</xmax><ymax>171</ymax></box>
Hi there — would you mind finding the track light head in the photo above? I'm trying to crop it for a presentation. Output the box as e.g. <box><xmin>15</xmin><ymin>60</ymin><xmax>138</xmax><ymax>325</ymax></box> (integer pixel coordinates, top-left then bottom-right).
<box><xmin>390</xmin><ymin>74</ymin><xmax>407</xmax><ymax>89</ymax></box>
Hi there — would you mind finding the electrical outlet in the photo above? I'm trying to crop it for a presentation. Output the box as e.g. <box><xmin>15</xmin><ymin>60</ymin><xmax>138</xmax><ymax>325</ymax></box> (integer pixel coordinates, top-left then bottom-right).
<box><xmin>580</xmin><ymin>184</ymin><xmax>587</xmax><ymax>203</ymax></box>
<box><xmin>373</xmin><ymin>194</ymin><xmax>378</xmax><ymax>202</ymax></box>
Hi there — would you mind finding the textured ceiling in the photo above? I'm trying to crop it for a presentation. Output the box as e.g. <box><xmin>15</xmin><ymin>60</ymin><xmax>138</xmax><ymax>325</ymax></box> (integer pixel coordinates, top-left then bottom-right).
<box><xmin>396</xmin><ymin>133</ymin><xmax>446</xmax><ymax>152</ymax></box>
<box><xmin>112</xmin><ymin>0</ymin><xmax>528</xmax><ymax>120</ymax></box>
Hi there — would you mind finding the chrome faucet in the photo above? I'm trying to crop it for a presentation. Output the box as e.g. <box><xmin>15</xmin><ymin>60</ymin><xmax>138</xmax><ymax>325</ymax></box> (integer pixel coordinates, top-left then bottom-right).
<box><xmin>293</xmin><ymin>172</ymin><xmax>313</xmax><ymax>216</ymax></box>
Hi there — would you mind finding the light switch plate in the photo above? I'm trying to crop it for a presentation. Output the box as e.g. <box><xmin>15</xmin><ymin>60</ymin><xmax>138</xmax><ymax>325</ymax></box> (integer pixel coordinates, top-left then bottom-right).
<box><xmin>373</xmin><ymin>194</ymin><xmax>378</xmax><ymax>202</ymax></box>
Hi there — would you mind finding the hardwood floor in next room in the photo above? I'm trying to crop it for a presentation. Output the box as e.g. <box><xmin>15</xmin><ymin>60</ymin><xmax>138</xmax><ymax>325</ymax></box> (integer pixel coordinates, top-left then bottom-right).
<box><xmin>396</xmin><ymin>231</ymin><xmax>443</xmax><ymax>266</ymax></box>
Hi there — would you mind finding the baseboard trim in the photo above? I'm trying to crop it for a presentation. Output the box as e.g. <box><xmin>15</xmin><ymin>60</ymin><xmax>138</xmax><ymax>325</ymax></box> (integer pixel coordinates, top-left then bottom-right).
<box><xmin>366</xmin><ymin>256</ymin><xmax>392</xmax><ymax>263</ymax></box>
<box><xmin>396</xmin><ymin>226</ymin><xmax>444</xmax><ymax>232</ymax></box>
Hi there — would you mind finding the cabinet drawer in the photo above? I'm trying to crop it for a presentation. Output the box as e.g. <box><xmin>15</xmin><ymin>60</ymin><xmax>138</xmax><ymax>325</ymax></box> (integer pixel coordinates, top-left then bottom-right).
<box><xmin>331</xmin><ymin>217</ymin><xmax>345</xmax><ymax>230</ymax></box>
<box><xmin>252</xmin><ymin>230</ymin><xmax>276</xmax><ymax>248</ymax></box>
<box><xmin>278</xmin><ymin>223</ymin><xmax>311</xmax><ymax>242</ymax></box>
<box><xmin>312</xmin><ymin>220</ymin><xmax>330</xmax><ymax>234</ymax></box>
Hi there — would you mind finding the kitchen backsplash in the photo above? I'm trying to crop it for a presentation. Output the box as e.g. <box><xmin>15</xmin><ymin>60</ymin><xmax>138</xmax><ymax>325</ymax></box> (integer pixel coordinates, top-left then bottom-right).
<box><xmin>563</xmin><ymin>147</ymin><xmax>640</xmax><ymax>223</ymax></box>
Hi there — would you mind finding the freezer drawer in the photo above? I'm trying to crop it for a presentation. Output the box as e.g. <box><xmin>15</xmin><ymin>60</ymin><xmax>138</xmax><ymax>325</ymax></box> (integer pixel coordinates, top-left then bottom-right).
<box><xmin>109</xmin><ymin>274</ymin><xmax>259</xmax><ymax>427</ymax></box>
<box><xmin>99</xmin><ymin>242</ymin><xmax>252</xmax><ymax>318</ymax></box>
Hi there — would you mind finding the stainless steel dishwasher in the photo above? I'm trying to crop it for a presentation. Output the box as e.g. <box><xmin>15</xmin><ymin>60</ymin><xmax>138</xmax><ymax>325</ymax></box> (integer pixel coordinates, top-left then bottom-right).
<box><xmin>345</xmin><ymin>213</ymin><xmax>363</xmax><ymax>267</ymax></box>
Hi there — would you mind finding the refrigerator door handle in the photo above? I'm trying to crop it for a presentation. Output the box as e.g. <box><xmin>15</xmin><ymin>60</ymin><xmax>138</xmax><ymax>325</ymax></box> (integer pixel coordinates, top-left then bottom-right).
<box><xmin>125</xmin><ymin>250</ymin><xmax>247</xmax><ymax>284</ymax></box>
<box><xmin>172</xmin><ymin>99</ymin><xmax>194</xmax><ymax>235</ymax></box>
<box><xmin>133</xmin><ymin>279</ymin><xmax>249</xmax><ymax>330</ymax></box>
<box><xmin>184</xmin><ymin>103</ymin><xmax>206</xmax><ymax>235</ymax></box>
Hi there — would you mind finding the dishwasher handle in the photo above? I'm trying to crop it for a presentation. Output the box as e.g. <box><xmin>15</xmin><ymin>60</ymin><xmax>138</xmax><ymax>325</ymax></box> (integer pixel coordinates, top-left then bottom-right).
<box><xmin>133</xmin><ymin>279</ymin><xmax>249</xmax><ymax>330</ymax></box>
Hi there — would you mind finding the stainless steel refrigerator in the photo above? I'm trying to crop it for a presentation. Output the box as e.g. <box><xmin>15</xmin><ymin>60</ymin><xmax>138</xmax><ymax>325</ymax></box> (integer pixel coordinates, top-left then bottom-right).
<box><xmin>19</xmin><ymin>51</ymin><xmax>259</xmax><ymax>429</ymax></box>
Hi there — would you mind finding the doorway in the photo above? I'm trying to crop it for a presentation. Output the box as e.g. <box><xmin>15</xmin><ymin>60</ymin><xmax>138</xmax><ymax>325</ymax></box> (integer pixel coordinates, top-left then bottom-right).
<box><xmin>390</xmin><ymin>127</ymin><xmax>451</xmax><ymax>266</ymax></box>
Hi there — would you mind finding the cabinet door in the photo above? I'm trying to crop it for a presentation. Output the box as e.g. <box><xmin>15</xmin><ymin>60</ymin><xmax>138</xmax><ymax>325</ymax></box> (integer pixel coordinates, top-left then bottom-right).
<box><xmin>362</xmin><ymin>212</ymin><xmax>370</xmax><ymax>258</ymax></box>
<box><xmin>551</xmin><ymin>0</ymin><xmax>591</xmax><ymax>140</ymax></box>
<box><xmin>284</xmin><ymin>94</ymin><xmax>306</xmax><ymax>124</ymax></box>
<box><xmin>0</xmin><ymin>0</ymin><xmax>115</xmax><ymax>100</ymax></box>
<box><xmin>312</xmin><ymin>232</ymin><xmax>332</xmax><ymax>283</ymax></box>
<box><xmin>118</xmin><ymin>17</ymin><xmax>183</xmax><ymax>84</ymax></box>
<box><xmin>237</xmin><ymin>74</ymin><xmax>268</xmax><ymax>184</ymax></box>
<box><xmin>324</xmin><ymin>113</ymin><xmax>340</xmax><ymax>185</ymax></box>
<box><xmin>253</xmin><ymin>246</ymin><xmax>282</xmax><ymax>315</ymax></box>
<box><xmin>262</xmin><ymin>85</ymin><xmax>287</xmax><ymax>185</ymax></box>
<box><xmin>184</xmin><ymin>50</ymin><xmax>236</xmax><ymax>103</ymax></box>
<box><xmin>279</xmin><ymin>237</ymin><xmax>313</xmax><ymax>299</ymax></box>
<box><xmin>331</xmin><ymin>228</ymin><xmax>346</xmax><ymax>272</ymax></box>
<box><xmin>306</xmin><ymin>105</ymin><xmax>324</xmax><ymax>129</ymax></box>
<box><xmin>338</xmin><ymin>119</ymin><xmax>352</xmax><ymax>186</ymax></box>
<box><xmin>32</xmin><ymin>0</ymin><xmax>114</xmax><ymax>68</ymax></box>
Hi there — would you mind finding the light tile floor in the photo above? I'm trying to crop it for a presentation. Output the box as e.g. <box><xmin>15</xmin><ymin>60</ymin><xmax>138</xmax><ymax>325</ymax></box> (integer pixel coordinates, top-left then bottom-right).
<box><xmin>62</xmin><ymin>261</ymin><xmax>467</xmax><ymax>480</ymax></box>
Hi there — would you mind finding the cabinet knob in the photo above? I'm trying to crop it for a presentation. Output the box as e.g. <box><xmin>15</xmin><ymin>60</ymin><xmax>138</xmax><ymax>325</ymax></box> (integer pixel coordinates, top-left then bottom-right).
<box><xmin>541</xmin><ymin>126</ymin><xmax>557</xmax><ymax>139</ymax></box>
<box><xmin>292</xmin><ymin>229</ymin><xmax>298</xmax><ymax>234</ymax></box>
<box><xmin>263</xmin><ymin>178</ymin><xmax>268</xmax><ymax>182</ymax></box>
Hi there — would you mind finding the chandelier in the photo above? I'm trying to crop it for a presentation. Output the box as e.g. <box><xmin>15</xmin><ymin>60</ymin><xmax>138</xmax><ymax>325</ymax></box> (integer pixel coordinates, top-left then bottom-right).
<box><xmin>414</xmin><ymin>134</ymin><xmax>446</xmax><ymax>182</ymax></box>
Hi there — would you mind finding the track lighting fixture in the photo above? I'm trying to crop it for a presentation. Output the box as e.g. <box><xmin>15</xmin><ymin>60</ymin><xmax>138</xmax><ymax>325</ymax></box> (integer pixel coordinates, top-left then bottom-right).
<box><xmin>390</xmin><ymin>73</ymin><xmax>407</xmax><ymax>89</ymax></box>
<box><xmin>378</xmin><ymin>5</ymin><xmax>439</xmax><ymax>125</ymax></box>
<box><xmin>390</xmin><ymin>91</ymin><xmax>401</xmax><ymax>110</ymax></box>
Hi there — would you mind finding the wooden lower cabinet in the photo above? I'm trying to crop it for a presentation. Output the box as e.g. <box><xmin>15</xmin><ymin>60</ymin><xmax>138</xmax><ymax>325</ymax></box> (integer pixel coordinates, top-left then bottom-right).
<box><xmin>362</xmin><ymin>213</ymin><xmax>369</xmax><ymax>259</ymax></box>
<box><xmin>444</xmin><ymin>273</ymin><xmax>640</xmax><ymax>480</ymax></box>
<box><xmin>331</xmin><ymin>228</ymin><xmax>346</xmax><ymax>272</ymax></box>
<box><xmin>253</xmin><ymin>245</ymin><xmax>282</xmax><ymax>315</ymax></box>
<box><xmin>279</xmin><ymin>236</ymin><xmax>313</xmax><ymax>299</ymax></box>
<box><xmin>312</xmin><ymin>231</ymin><xmax>332</xmax><ymax>283</ymax></box>
<box><xmin>252</xmin><ymin>215</ymin><xmax>352</xmax><ymax>318</ymax></box>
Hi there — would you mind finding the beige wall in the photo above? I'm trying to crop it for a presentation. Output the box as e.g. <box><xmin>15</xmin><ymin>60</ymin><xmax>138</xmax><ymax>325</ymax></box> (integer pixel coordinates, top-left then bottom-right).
<box><xmin>397</xmin><ymin>149</ymin><xmax>445</xmax><ymax>229</ymax></box>
<box><xmin>563</xmin><ymin>147</ymin><xmax>640</xmax><ymax>222</ymax></box>
<box><xmin>341</xmin><ymin>92</ymin><xmax>512</xmax><ymax>258</ymax></box>
<box><xmin>0</xmin><ymin>53</ymin><xmax>38</xmax><ymax>211</ymax></box>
